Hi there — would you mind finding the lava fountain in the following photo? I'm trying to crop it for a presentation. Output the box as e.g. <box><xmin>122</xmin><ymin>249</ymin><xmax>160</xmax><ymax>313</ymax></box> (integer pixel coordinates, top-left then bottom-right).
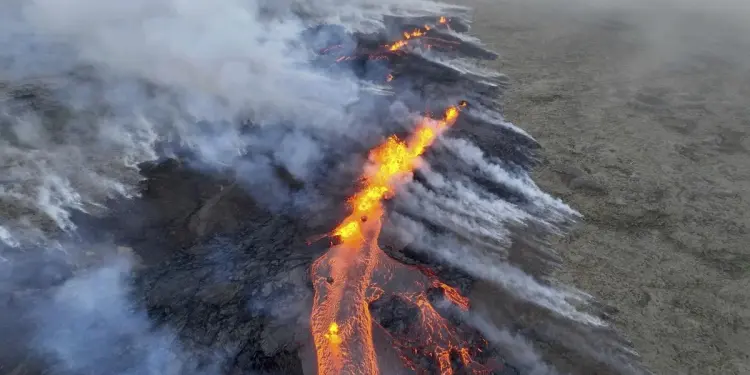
<box><xmin>310</xmin><ymin>101</ymin><xmax>494</xmax><ymax>375</ymax></box>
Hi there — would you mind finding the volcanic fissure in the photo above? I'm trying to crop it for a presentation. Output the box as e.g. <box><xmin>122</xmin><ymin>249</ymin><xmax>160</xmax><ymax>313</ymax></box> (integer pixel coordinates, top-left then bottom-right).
<box><xmin>310</xmin><ymin>16</ymin><xmax>490</xmax><ymax>375</ymax></box>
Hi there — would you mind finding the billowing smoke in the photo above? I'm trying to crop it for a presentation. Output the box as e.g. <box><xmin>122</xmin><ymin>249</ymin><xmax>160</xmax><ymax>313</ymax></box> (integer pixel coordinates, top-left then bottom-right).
<box><xmin>387</xmin><ymin>212</ymin><xmax>598</xmax><ymax>326</ymax></box>
<box><xmin>1</xmin><ymin>0</ymin><xmax>353</xmax><ymax>245</ymax></box>
<box><xmin>0</xmin><ymin>0</ymin><xmax>466</xmax><ymax>371</ymax></box>
<box><xmin>1</xmin><ymin>0</ymin><xmax>469</xmax><ymax>246</ymax></box>
<box><xmin>464</xmin><ymin>312</ymin><xmax>559</xmax><ymax>375</ymax></box>
<box><xmin>31</xmin><ymin>256</ymin><xmax>225</xmax><ymax>375</ymax></box>
<box><xmin>0</xmin><ymin>0</ymin><xmax>644</xmax><ymax>373</ymax></box>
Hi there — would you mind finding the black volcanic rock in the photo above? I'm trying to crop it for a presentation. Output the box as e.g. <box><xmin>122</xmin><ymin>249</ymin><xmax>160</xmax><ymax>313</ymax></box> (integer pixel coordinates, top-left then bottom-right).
<box><xmin>135</xmin><ymin>217</ymin><xmax>323</xmax><ymax>375</ymax></box>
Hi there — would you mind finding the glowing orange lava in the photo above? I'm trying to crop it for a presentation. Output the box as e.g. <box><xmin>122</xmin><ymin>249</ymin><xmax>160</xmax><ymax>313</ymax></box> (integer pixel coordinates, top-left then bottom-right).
<box><xmin>322</xmin><ymin>17</ymin><xmax>458</xmax><ymax>62</ymax></box>
<box><xmin>434</xmin><ymin>281</ymin><xmax>471</xmax><ymax>312</ymax></box>
<box><xmin>310</xmin><ymin>102</ymin><xmax>490</xmax><ymax>375</ymax></box>
<box><xmin>385</xmin><ymin>25</ymin><xmax>436</xmax><ymax>52</ymax></box>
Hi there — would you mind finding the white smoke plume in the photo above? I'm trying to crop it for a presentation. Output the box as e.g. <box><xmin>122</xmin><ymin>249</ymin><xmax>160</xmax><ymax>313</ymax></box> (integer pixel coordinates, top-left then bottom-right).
<box><xmin>0</xmin><ymin>0</ymin><xmax>465</xmax><ymax>245</ymax></box>
<box><xmin>31</xmin><ymin>256</ymin><xmax>224</xmax><ymax>375</ymax></box>
<box><xmin>0</xmin><ymin>0</ymin><xmax>617</xmax><ymax>373</ymax></box>
<box><xmin>387</xmin><ymin>212</ymin><xmax>601</xmax><ymax>326</ymax></box>
<box><xmin>464</xmin><ymin>312</ymin><xmax>559</xmax><ymax>375</ymax></box>
<box><xmin>441</xmin><ymin>137</ymin><xmax>576</xmax><ymax>222</ymax></box>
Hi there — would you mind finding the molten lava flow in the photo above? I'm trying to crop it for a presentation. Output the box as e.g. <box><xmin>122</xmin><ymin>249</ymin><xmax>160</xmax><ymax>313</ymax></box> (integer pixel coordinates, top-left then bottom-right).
<box><xmin>310</xmin><ymin>102</ymin><xmax>494</xmax><ymax>375</ymax></box>
<box><xmin>329</xmin><ymin>103</ymin><xmax>462</xmax><ymax>250</ymax></box>
<box><xmin>381</xmin><ymin>16</ymin><xmax>460</xmax><ymax>53</ymax></box>
<box><xmin>434</xmin><ymin>281</ymin><xmax>471</xmax><ymax>312</ymax></box>
<box><xmin>320</xmin><ymin>17</ymin><xmax>459</xmax><ymax>66</ymax></box>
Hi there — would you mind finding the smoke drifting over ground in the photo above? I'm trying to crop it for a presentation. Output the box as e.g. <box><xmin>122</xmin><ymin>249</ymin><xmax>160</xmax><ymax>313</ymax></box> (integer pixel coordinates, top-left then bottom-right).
<box><xmin>0</xmin><ymin>0</ymin><xmax>653</xmax><ymax>374</ymax></box>
<box><xmin>31</xmin><ymin>257</ymin><xmax>224</xmax><ymax>375</ymax></box>
<box><xmin>2</xmin><ymin>0</ymin><xmax>359</xmax><ymax>244</ymax></box>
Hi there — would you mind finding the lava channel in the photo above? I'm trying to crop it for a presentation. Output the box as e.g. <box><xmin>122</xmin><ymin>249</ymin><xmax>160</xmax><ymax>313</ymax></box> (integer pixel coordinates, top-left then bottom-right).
<box><xmin>326</xmin><ymin>16</ymin><xmax>460</xmax><ymax>65</ymax></box>
<box><xmin>310</xmin><ymin>102</ymin><xmax>496</xmax><ymax>375</ymax></box>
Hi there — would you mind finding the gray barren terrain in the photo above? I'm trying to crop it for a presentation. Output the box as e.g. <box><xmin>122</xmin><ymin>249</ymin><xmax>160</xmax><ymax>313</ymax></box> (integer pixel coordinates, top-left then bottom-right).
<box><xmin>463</xmin><ymin>0</ymin><xmax>750</xmax><ymax>374</ymax></box>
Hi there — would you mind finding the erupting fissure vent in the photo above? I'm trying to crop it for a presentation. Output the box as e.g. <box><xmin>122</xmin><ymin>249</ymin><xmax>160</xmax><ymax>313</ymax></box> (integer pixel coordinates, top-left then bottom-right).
<box><xmin>307</xmin><ymin>15</ymin><xmax>511</xmax><ymax>375</ymax></box>
<box><xmin>322</xmin><ymin>16</ymin><xmax>460</xmax><ymax>70</ymax></box>
<box><xmin>310</xmin><ymin>100</ymin><xmax>500</xmax><ymax>375</ymax></box>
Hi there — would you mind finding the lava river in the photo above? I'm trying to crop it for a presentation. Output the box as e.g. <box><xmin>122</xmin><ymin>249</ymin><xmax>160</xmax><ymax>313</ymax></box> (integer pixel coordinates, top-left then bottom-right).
<box><xmin>310</xmin><ymin>102</ymin><xmax>493</xmax><ymax>375</ymax></box>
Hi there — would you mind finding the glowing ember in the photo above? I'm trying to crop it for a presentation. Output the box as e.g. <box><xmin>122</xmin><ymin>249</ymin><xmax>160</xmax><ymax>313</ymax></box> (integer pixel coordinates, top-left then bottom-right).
<box><xmin>310</xmin><ymin>102</ymin><xmax>485</xmax><ymax>375</ymax></box>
